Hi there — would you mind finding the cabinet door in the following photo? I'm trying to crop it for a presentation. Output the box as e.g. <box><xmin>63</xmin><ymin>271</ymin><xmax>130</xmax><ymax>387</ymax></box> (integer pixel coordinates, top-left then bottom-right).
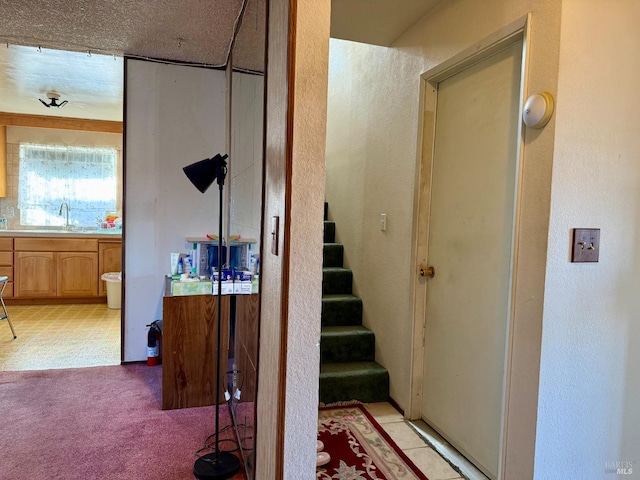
<box><xmin>57</xmin><ymin>252</ymin><xmax>99</xmax><ymax>297</ymax></box>
<box><xmin>14</xmin><ymin>251</ymin><xmax>57</xmax><ymax>297</ymax></box>
<box><xmin>98</xmin><ymin>242</ymin><xmax>122</xmax><ymax>296</ymax></box>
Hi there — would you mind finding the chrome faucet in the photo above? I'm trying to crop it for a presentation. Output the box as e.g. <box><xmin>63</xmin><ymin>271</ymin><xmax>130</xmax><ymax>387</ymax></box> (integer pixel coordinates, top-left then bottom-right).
<box><xmin>58</xmin><ymin>202</ymin><xmax>71</xmax><ymax>230</ymax></box>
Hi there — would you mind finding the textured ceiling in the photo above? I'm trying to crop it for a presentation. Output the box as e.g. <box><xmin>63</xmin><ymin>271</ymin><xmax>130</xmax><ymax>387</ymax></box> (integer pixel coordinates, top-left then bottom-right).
<box><xmin>0</xmin><ymin>0</ymin><xmax>266</xmax><ymax>70</ymax></box>
<box><xmin>0</xmin><ymin>0</ymin><xmax>266</xmax><ymax>121</ymax></box>
<box><xmin>0</xmin><ymin>0</ymin><xmax>436</xmax><ymax>122</ymax></box>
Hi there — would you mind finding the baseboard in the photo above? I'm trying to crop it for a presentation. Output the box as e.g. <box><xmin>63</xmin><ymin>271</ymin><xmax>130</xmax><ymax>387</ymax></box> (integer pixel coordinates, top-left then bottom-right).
<box><xmin>388</xmin><ymin>395</ymin><xmax>404</xmax><ymax>416</ymax></box>
<box><xmin>6</xmin><ymin>297</ymin><xmax>108</xmax><ymax>306</ymax></box>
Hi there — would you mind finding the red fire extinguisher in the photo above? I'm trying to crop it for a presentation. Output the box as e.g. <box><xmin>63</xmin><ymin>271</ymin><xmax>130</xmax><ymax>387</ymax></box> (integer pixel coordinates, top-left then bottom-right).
<box><xmin>146</xmin><ymin>320</ymin><xmax>162</xmax><ymax>366</ymax></box>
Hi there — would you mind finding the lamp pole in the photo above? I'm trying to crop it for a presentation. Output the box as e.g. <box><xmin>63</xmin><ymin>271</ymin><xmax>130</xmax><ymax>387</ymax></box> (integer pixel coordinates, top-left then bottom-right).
<box><xmin>184</xmin><ymin>154</ymin><xmax>240</xmax><ymax>480</ymax></box>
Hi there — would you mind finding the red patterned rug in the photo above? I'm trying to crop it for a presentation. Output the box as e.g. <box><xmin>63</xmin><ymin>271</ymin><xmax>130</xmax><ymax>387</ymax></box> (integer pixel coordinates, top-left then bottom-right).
<box><xmin>317</xmin><ymin>404</ymin><xmax>429</xmax><ymax>480</ymax></box>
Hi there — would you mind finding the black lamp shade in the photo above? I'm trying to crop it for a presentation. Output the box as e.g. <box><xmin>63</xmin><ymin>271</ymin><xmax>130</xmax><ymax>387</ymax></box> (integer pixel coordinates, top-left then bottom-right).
<box><xmin>183</xmin><ymin>154</ymin><xmax>228</xmax><ymax>193</ymax></box>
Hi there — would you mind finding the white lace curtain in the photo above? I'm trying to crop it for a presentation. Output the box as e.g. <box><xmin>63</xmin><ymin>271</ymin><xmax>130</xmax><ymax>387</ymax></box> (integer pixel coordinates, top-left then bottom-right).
<box><xmin>18</xmin><ymin>143</ymin><xmax>118</xmax><ymax>228</ymax></box>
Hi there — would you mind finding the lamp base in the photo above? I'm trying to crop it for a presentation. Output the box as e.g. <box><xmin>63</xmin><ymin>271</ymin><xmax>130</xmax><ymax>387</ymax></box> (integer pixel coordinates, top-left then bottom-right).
<box><xmin>193</xmin><ymin>451</ymin><xmax>241</xmax><ymax>480</ymax></box>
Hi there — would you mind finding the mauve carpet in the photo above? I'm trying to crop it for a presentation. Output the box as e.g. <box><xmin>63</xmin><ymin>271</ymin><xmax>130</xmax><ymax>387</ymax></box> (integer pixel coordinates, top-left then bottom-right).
<box><xmin>0</xmin><ymin>364</ymin><xmax>241</xmax><ymax>480</ymax></box>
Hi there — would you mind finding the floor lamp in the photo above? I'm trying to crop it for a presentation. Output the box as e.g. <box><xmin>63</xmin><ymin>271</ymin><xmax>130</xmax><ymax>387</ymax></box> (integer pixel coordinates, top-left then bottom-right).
<box><xmin>183</xmin><ymin>153</ymin><xmax>241</xmax><ymax>480</ymax></box>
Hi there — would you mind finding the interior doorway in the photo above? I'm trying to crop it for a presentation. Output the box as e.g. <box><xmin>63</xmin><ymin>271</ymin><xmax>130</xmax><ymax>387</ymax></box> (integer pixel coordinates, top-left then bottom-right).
<box><xmin>411</xmin><ymin>20</ymin><xmax>528</xmax><ymax>480</ymax></box>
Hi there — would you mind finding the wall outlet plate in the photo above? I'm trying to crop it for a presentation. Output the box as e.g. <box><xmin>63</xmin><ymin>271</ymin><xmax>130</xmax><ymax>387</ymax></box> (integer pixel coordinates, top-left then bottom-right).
<box><xmin>571</xmin><ymin>228</ymin><xmax>600</xmax><ymax>263</ymax></box>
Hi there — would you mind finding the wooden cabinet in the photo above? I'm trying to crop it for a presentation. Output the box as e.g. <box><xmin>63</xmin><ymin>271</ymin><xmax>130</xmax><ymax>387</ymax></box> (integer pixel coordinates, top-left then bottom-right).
<box><xmin>14</xmin><ymin>251</ymin><xmax>57</xmax><ymax>297</ymax></box>
<box><xmin>162</xmin><ymin>293</ymin><xmax>230</xmax><ymax>410</ymax></box>
<box><xmin>0</xmin><ymin>238</ymin><xmax>13</xmax><ymax>297</ymax></box>
<box><xmin>58</xmin><ymin>252</ymin><xmax>99</xmax><ymax>296</ymax></box>
<box><xmin>9</xmin><ymin>236</ymin><xmax>120</xmax><ymax>301</ymax></box>
<box><xmin>98</xmin><ymin>241</ymin><xmax>122</xmax><ymax>296</ymax></box>
<box><xmin>162</xmin><ymin>292</ymin><xmax>259</xmax><ymax>411</ymax></box>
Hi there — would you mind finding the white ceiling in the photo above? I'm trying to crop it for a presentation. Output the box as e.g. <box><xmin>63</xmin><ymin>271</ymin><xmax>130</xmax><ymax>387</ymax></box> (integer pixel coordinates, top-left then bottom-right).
<box><xmin>331</xmin><ymin>0</ymin><xmax>442</xmax><ymax>46</ymax></box>
<box><xmin>0</xmin><ymin>0</ymin><xmax>438</xmax><ymax>122</ymax></box>
<box><xmin>0</xmin><ymin>46</ymin><xmax>125</xmax><ymax>121</ymax></box>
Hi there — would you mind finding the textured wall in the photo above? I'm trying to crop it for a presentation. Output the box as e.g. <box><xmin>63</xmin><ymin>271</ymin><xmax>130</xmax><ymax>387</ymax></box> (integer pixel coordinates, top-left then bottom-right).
<box><xmin>326</xmin><ymin>37</ymin><xmax>422</xmax><ymax>408</ymax></box>
<box><xmin>281</xmin><ymin>0</ymin><xmax>330</xmax><ymax>477</ymax></box>
<box><xmin>535</xmin><ymin>1</ymin><xmax>640</xmax><ymax>477</ymax></box>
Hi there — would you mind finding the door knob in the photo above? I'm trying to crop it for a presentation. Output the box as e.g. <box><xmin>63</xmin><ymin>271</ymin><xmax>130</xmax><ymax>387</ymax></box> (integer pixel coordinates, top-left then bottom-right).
<box><xmin>419</xmin><ymin>264</ymin><xmax>435</xmax><ymax>278</ymax></box>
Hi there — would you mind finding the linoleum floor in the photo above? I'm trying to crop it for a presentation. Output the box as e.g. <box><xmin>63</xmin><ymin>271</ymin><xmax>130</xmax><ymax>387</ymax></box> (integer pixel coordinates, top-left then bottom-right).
<box><xmin>0</xmin><ymin>304</ymin><xmax>120</xmax><ymax>371</ymax></box>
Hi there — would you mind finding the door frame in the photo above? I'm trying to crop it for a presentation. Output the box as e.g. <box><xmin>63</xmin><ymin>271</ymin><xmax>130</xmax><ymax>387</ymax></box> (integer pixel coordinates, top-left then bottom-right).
<box><xmin>408</xmin><ymin>15</ymin><xmax>531</xmax><ymax>478</ymax></box>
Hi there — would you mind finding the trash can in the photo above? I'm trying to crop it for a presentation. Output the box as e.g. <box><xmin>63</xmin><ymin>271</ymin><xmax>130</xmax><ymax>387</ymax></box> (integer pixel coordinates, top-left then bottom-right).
<box><xmin>101</xmin><ymin>272</ymin><xmax>122</xmax><ymax>309</ymax></box>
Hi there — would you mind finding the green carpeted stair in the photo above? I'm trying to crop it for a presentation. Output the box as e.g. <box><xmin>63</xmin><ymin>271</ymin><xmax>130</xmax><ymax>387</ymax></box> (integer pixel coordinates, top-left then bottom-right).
<box><xmin>320</xmin><ymin>203</ymin><xmax>389</xmax><ymax>404</ymax></box>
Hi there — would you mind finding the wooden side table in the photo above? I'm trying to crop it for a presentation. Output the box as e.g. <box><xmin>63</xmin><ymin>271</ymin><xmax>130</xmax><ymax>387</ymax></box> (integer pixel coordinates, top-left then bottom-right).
<box><xmin>162</xmin><ymin>293</ymin><xmax>230</xmax><ymax>410</ymax></box>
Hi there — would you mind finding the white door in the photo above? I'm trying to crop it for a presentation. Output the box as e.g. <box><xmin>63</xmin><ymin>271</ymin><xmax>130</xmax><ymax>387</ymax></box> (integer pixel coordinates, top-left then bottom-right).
<box><xmin>421</xmin><ymin>40</ymin><xmax>523</xmax><ymax>479</ymax></box>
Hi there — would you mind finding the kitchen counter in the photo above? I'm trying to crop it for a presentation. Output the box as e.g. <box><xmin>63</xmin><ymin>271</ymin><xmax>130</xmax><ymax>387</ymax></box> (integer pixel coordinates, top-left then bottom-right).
<box><xmin>0</xmin><ymin>229</ymin><xmax>121</xmax><ymax>239</ymax></box>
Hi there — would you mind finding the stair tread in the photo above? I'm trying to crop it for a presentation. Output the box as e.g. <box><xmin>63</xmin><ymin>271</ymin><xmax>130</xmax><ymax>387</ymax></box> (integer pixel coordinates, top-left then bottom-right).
<box><xmin>323</xmin><ymin>242</ymin><xmax>342</xmax><ymax>247</ymax></box>
<box><xmin>323</xmin><ymin>267</ymin><xmax>351</xmax><ymax>273</ymax></box>
<box><xmin>320</xmin><ymin>361</ymin><xmax>387</xmax><ymax>376</ymax></box>
<box><xmin>321</xmin><ymin>325</ymin><xmax>373</xmax><ymax>336</ymax></box>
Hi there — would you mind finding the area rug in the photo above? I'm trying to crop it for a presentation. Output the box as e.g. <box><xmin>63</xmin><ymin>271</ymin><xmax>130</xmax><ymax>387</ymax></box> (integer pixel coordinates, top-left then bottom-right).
<box><xmin>318</xmin><ymin>404</ymin><xmax>429</xmax><ymax>480</ymax></box>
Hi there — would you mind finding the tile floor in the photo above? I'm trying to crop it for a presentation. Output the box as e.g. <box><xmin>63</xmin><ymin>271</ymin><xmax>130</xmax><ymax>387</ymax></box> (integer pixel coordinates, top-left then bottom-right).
<box><xmin>0</xmin><ymin>303</ymin><xmax>121</xmax><ymax>371</ymax></box>
<box><xmin>364</xmin><ymin>402</ymin><xmax>467</xmax><ymax>480</ymax></box>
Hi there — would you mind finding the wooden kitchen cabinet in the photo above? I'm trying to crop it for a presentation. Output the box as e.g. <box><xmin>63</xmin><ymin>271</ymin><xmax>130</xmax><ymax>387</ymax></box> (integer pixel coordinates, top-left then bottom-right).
<box><xmin>0</xmin><ymin>238</ymin><xmax>13</xmax><ymax>297</ymax></box>
<box><xmin>14</xmin><ymin>251</ymin><xmax>57</xmax><ymax>297</ymax></box>
<box><xmin>58</xmin><ymin>252</ymin><xmax>98</xmax><ymax>296</ymax></box>
<box><xmin>9</xmin><ymin>236</ymin><xmax>119</xmax><ymax>301</ymax></box>
<box><xmin>98</xmin><ymin>241</ymin><xmax>122</xmax><ymax>296</ymax></box>
<box><xmin>15</xmin><ymin>251</ymin><xmax>98</xmax><ymax>297</ymax></box>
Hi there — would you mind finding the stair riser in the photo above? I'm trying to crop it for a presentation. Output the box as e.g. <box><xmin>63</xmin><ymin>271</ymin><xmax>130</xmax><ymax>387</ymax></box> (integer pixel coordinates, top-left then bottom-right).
<box><xmin>323</xmin><ymin>244</ymin><xmax>343</xmax><ymax>268</ymax></box>
<box><xmin>319</xmin><ymin>371</ymin><xmax>389</xmax><ymax>404</ymax></box>
<box><xmin>324</xmin><ymin>221</ymin><xmax>335</xmax><ymax>243</ymax></box>
<box><xmin>321</xmin><ymin>299</ymin><xmax>363</xmax><ymax>326</ymax></box>
<box><xmin>322</xmin><ymin>270</ymin><xmax>352</xmax><ymax>295</ymax></box>
<box><xmin>321</xmin><ymin>334</ymin><xmax>375</xmax><ymax>363</ymax></box>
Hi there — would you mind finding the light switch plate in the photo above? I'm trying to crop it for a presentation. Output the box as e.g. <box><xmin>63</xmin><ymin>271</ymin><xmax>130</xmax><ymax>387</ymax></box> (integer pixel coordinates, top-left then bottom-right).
<box><xmin>571</xmin><ymin>228</ymin><xmax>600</xmax><ymax>263</ymax></box>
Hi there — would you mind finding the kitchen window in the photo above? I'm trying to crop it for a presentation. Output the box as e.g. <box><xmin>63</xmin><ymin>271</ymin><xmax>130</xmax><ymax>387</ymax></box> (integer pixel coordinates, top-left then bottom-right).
<box><xmin>18</xmin><ymin>143</ymin><xmax>118</xmax><ymax>228</ymax></box>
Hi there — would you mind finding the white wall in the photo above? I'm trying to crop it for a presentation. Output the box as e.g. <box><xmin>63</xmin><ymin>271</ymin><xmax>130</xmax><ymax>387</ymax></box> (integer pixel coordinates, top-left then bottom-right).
<box><xmin>124</xmin><ymin>59</ymin><xmax>226</xmax><ymax>361</ymax></box>
<box><xmin>535</xmin><ymin>1</ymin><xmax>640</xmax><ymax>477</ymax></box>
<box><xmin>229</xmin><ymin>72</ymin><xmax>264</xmax><ymax>251</ymax></box>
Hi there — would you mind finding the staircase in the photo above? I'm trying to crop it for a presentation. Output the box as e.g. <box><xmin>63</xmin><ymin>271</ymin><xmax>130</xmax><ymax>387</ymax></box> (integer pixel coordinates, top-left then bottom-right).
<box><xmin>319</xmin><ymin>203</ymin><xmax>389</xmax><ymax>404</ymax></box>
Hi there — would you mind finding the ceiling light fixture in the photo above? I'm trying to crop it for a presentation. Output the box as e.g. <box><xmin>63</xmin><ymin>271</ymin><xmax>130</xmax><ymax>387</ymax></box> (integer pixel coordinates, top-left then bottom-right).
<box><xmin>39</xmin><ymin>92</ymin><xmax>68</xmax><ymax>108</ymax></box>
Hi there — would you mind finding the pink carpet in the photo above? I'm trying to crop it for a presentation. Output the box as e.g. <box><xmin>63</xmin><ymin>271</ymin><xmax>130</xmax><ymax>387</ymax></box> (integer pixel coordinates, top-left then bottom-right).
<box><xmin>0</xmin><ymin>364</ymin><xmax>242</xmax><ymax>480</ymax></box>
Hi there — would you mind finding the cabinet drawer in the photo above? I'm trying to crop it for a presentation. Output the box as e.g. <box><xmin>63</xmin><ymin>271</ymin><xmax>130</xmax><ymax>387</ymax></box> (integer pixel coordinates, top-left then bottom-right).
<box><xmin>0</xmin><ymin>251</ymin><xmax>12</xmax><ymax>266</ymax></box>
<box><xmin>14</xmin><ymin>238</ymin><xmax>98</xmax><ymax>252</ymax></box>
<box><xmin>0</xmin><ymin>238</ymin><xmax>13</xmax><ymax>251</ymax></box>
